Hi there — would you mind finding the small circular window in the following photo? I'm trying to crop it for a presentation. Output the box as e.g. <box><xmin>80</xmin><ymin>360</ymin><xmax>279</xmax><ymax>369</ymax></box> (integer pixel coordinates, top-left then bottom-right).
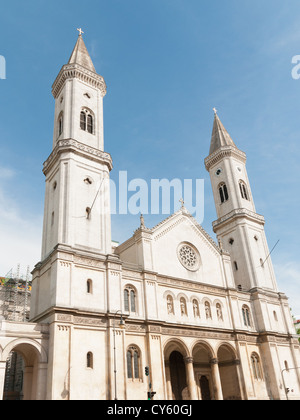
<box><xmin>177</xmin><ymin>243</ymin><xmax>200</xmax><ymax>271</ymax></box>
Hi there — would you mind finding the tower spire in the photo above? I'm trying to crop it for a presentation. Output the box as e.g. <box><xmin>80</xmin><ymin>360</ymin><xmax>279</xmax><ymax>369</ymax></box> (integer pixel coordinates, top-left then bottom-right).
<box><xmin>68</xmin><ymin>30</ymin><xmax>96</xmax><ymax>73</ymax></box>
<box><xmin>209</xmin><ymin>111</ymin><xmax>237</xmax><ymax>155</ymax></box>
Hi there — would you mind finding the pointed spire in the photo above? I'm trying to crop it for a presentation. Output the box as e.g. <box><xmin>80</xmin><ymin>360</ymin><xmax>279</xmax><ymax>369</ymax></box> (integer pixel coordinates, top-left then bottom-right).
<box><xmin>68</xmin><ymin>30</ymin><xmax>96</xmax><ymax>73</ymax></box>
<box><xmin>209</xmin><ymin>109</ymin><xmax>237</xmax><ymax>155</ymax></box>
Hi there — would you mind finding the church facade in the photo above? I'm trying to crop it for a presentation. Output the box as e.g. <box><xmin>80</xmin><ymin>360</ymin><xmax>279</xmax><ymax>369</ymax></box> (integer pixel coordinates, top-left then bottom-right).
<box><xmin>0</xmin><ymin>33</ymin><xmax>299</xmax><ymax>401</ymax></box>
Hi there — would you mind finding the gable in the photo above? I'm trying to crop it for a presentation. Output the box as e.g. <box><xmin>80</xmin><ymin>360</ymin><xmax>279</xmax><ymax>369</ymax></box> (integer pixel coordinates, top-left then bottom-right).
<box><xmin>151</xmin><ymin>213</ymin><xmax>225</xmax><ymax>286</ymax></box>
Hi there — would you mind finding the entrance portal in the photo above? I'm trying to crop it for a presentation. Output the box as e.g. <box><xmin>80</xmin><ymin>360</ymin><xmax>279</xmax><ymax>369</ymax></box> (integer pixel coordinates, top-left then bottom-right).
<box><xmin>199</xmin><ymin>375</ymin><xmax>211</xmax><ymax>400</ymax></box>
<box><xmin>169</xmin><ymin>351</ymin><xmax>187</xmax><ymax>400</ymax></box>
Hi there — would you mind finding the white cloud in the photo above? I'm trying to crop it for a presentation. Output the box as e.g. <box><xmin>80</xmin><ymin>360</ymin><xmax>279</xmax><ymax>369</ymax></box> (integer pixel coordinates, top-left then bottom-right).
<box><xmin>0</xmin><ymin>170</ymin><xmax>42</xmax><ymax>277</ymax></box>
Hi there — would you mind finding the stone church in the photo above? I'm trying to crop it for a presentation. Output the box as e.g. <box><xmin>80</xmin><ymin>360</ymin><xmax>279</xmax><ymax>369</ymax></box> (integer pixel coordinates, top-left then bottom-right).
<box><xmin>0</xmin><ymin>32</ymin><xmax>299</xmax><ymax>401</ymax></box>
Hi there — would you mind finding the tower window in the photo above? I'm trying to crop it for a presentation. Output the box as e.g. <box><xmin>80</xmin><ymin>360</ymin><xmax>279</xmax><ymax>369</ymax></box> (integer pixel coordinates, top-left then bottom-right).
<box><xmin>219</xmin><ymin>183</ymin><xmax>229</xmax><ymax>203</ymax></box>
<box><xmin>234</xmin><ymin>261</ymin><xmax>238</xmax><ymax>271</ymax></box>
<box><xmin>239</xmin><ymin>180</ymin><xmax>250</xmax><ymax>201</ymax></box>
<box><xmin>80</xmin><ymin>108</ymin><xmax>94</xmax><ymax>134</ymax></box>
<box><xmin>58</xmin><ymin>112</ymin><xmax>63</xmax><ymax>137</ymax></box>
<box><xmin>80</xmin><ymin>111</ymin><xmax>86</xmax><ymax>131</ymax></box>
<box><xmin>87</xmin><ymin>352</ymin><xmax>93</xmax><ymax>369</ymax></box>
<box><xmin>87</xmin><ymin>114</ymin><xmax>93</xmax><ymax>134</ymax></box>
<box><xmin>87</xmin><ymin>279</ymin><xmax>93</xmax><ymax>294</ymax></box>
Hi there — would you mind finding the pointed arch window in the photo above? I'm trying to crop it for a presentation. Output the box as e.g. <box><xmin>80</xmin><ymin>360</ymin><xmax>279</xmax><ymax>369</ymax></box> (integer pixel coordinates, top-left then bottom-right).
<box><xmin>239</xmin><ymin>180</ymin><xmax>250</xmax><ymax>201</ymax></box>
<box><xmin>219</xmin><ymin>183</ymin><xmax>229</xmax><ymax>204</ymax></box>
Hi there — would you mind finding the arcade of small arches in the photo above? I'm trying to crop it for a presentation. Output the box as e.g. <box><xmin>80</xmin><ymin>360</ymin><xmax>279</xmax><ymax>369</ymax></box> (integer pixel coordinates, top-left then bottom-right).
<box><xmin>164</xmin><ymin>339</ymin><xmax>246</xmax><ymax>400</ymax></box>
<box><xmin>0</xmin><ymin>335</ymin><xmax>263</xmax><ymax>400</ymax></box>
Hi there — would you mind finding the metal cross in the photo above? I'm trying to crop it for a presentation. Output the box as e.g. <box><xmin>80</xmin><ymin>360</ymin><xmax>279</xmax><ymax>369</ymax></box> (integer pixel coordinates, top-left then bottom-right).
<box><xmin>77</xmin><ymin>28</ymin><xmax>84</xmax><ymax>36</ymax></box>
<box><xmin>213</xmin><ymin>107</ymin><xmax>218</xmax><ymax>115</ymax></box>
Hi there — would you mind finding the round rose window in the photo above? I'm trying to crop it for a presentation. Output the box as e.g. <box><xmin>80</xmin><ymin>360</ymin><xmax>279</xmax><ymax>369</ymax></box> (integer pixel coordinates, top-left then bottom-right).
<box><xmin>178</xmin><ymin>243</ymin><xmax>200</xmax><ymax>271</ymax></box>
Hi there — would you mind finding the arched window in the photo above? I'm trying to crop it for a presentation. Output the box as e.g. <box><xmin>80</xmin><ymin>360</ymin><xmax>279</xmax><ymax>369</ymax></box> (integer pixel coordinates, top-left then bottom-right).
<box><xmin>124</xmin><ymin>286</ymin><xmax>137</xmax><ymax>314</ymax></box>
<box><xmin>58</xmin><ymin>112</ymin><xmax>63</xmax><ymax>136</ymax></box>
<box><xmin>87</xmin><ymin>114</ymin><xmax>93</xmax><ymax>134</ymax></box>
<box><xmin>87</xmin><ymin>279</ymin><xmax>92</xmax><ymax>294</ymax></box>
<box><xmin>242</xmin><ymin>305</ymin><xmax>251</xmax><ymax>327</ymax></box>
<box><xmin>192</xmin><ymin>299</ymin><xmax>200</xmax><ymax>318</ymax></box>
<box><xmin>180</xmin><ymin>297</ymin><xmax>187</xmax><ymax>316</ymax></box>
<box><xmin>87</xmin><ymin>352</ymin><xmax>93</xmax><ymax>369</ymax></box>
<box><xmin>219</xmin><ymin>183</ymin><xmax>229</xmax><ymax>204</ymax></box>
<box><xmin>239</xmin><ymin>180</ymin><xmax>250</xmax><ymax>201</ymax></box>
<box><xmin>251</xmin><ymin>353</ymin><xmax>263</xmax><ymax>380</ymax></box>
<box><xmin>127</xmin><ymin>346</ymin><xmax>141</xmax><ymax>380</ymax></box>
<box><xmin>80</xmin><ymin>111</ymin><xmax>86</xmax><ymax>131</ymax></box>
<box><xmin>205</xmin><ymin>301</ymin><xmax>212</xmax><ymax>319</ymax></box>
<box><xmin>167</xmin><ymin>295</ymin><xmax>174</xmax><ymax>315</ymax></box>
<box><xmin>80</xmin><ymin>108</ymin><xmax>94</xmax><ymax>134</ymax></box>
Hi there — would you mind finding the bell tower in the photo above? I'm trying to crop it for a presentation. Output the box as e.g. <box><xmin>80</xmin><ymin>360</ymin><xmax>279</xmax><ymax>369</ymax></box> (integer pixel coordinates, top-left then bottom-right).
<box><xmin>31</xmin><ymin>31</ymin><xmax>114</xmax><ymax>325</ymax></box>
<box><xmin>205</xmin><ymin>110</ymin><xmax>277</xmax><ymax>291</ymax></box>
<box><xmin>41</xmin><ymin>30</ymin><xmax>112</xmax><ymax>261</ymax></box>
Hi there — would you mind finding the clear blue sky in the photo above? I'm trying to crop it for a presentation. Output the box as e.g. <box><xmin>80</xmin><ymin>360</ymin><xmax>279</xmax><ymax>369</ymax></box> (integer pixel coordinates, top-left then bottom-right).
<box><xmin>0</xmin><ymin>0</ymin><xmax>300</xmax><ymax>316</ymax></box>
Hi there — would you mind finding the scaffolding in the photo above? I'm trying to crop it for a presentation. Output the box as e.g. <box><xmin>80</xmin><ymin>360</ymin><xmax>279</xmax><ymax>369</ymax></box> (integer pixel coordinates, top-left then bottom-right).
<box><xmin>0</xmin><ymin>264</ymin><xmax>32</xmax><ymax>323</ymax></box>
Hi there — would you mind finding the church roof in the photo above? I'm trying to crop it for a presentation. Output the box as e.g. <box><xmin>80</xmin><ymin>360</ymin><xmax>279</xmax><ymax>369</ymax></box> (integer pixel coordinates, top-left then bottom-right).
<box><xmin>209</xmin><ymin>112</ymin><xmax>237</xmax><ymax>155</ymax></box>
<box><xmin>68</xmin><ymin>34</ymin><xmax>96</xmax><ymax>73</ymax></box>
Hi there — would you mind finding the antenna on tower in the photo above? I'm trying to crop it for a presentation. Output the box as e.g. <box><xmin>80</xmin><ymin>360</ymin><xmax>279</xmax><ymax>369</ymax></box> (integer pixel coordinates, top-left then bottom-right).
<box><xmin>261</xmin><ymin>240</ymin><xmax>280</xmax><ymax>267</ymax></box>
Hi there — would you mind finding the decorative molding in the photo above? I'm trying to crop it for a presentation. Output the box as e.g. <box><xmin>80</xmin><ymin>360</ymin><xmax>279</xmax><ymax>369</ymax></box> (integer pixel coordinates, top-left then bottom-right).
<box><xmin>52</xmin><ymin>63</ymin><xmax>107</xmax><ymax>99</ymax></box>
<box><xmin>204</xmin><ymin>146</ymin><xmax>247</xmax><ymax>171</ymax></box>
<box><xmin>43</xmin><ymin>138</ymin><xmax>113</xmax><ymax>174</ymax></box>
<box><xmin>212</xmin><ymin>208</ymin><xmax>265</xmax><ymax>230</ymax></box>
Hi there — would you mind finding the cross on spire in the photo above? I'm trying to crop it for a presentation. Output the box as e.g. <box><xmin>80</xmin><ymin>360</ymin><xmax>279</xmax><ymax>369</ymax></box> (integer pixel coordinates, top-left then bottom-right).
<box><xmin>77</xmin><ymin>28</ymin><xmax>84</xmax><ymax>36</ymax></box>
<box><xmin>213</xmin><ymin>107</ymin><xmax>218</xmax><ymax>115</ymax></box>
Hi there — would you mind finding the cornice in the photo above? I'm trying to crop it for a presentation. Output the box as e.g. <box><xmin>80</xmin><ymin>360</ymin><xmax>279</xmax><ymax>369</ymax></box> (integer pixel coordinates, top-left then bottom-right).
<box><xmin>52</xmin><ymin>63</ymin><xmax>107</xmax><ymax>99</ymax></box>
<box><xmin>43</xmin><ymin>138</ymin><xmax>113</xmax><ymax>174</ymax></box>
<box><xmin>212</xmin><ymin>208</ymin><xmax>265</xmax><ymax>231</ymax></box>
<box><xmin>204</xmin><ymin>145</ymin><xmax>246</xmax><ymax>171</ymax></box>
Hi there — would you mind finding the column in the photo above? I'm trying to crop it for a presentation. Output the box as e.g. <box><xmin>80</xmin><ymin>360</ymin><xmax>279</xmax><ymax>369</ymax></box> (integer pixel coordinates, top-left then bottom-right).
<box><xmin>0</xmin><ymin>361</ymin><xmax>6</xmax><ymax>401</ymax></box>
<box><xmin>210</xmin><ymin>358</ymin><xmax>223</xmax><ymax>400</ymax></box>
<box><xmin>35</xmin><ymin>363</ymin><xmax>48</xmax><ymax>400</ymax></box>
<box><xmin>164</xmin><ymin>361</ymin><xmax>173</xmax><ymax>400</ymax></box>
<box><xmin>184</xmin><ymin>357</ymin><xmax>198</xmax><ymax>400</ymax></box>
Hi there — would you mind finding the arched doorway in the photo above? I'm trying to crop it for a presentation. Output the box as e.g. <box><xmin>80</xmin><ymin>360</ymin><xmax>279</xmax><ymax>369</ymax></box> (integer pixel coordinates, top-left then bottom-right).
<box><xmin>192</xmin><ymin>342</ymin><xmax>214</xmax><ymax>400</ymax></box>
<box><xmin>169</xmin><ymin>351</ymin><xmax>187</xmax><ymax>400</ymax></box>
<box><xmin>1</xmin><ymin>339</ymin><xmax>47</xmax><ymax>401</ymax></box>
<box><xmin>217</xmin><ymin>344</ymin><xmax>241</xmax><ymax>400</ymax></box>
<box><xmin>199</xmin><ymin>375</ymin><xmax>211</xmax><ymax>400</ymax></box>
